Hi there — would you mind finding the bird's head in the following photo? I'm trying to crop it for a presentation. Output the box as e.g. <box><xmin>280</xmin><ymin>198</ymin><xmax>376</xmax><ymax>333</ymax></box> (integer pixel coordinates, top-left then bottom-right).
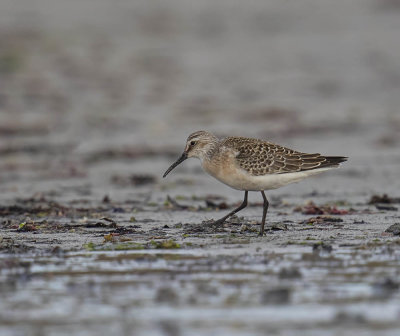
<box><xmin>163</xmin><ymin>131</ymin><xmax>218</xmax><ymax>178</ymax></box>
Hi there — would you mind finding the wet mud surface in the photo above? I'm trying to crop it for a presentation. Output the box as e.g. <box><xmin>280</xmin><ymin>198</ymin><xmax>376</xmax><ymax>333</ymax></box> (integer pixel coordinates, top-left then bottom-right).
<box><xmin>1</xmin><ymin>1</ymin><xmax>400</xmax><ymax>335</ymax></box>
<box><xmin>1</xmin><ymin>190</ymin><xmax>400</xmax><ymax>336</ymax></box>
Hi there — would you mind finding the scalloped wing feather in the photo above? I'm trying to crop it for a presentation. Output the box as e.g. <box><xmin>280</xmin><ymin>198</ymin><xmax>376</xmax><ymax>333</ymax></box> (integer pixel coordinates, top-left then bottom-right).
<box><xmin>223</xmin><ymin>136</ymin><xmax>345</xmax><ymax>176</ymax></box>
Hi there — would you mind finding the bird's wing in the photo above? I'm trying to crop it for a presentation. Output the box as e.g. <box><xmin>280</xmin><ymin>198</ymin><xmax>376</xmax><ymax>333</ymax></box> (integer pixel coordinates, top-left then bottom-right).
<box><xmin>222</xmin><ymin>136</ymin><xmax>330</xmax><ymax>176</ymax></box>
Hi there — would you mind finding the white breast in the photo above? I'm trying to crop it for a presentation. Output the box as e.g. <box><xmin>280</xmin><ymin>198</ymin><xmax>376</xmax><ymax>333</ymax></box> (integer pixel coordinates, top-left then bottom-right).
<box><xmin>203</xmin><ymin>163</ymin><xmax>335</xmax><ymax>191</ymax></box>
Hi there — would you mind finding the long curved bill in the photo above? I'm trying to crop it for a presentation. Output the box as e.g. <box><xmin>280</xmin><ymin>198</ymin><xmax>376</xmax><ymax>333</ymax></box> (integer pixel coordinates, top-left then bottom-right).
<box><xmin>163</xmin><ymin>152</ymin><xmax>188</xmax><ymax>178</ymax></box>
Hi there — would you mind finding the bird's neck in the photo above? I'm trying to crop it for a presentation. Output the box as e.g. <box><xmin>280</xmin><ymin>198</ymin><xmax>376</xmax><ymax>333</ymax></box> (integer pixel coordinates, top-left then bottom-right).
<box><xmin>201</xmin><ymin>139</ymin><xmax>220</xmax><ymax>164</ymax></box>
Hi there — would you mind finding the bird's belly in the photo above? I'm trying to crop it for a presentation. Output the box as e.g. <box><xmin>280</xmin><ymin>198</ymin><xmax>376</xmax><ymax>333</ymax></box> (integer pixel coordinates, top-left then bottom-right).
<box><xmin>205</xmin><ymin>164</ymin><xmax>334</xmax><ymax>191</ymax></box>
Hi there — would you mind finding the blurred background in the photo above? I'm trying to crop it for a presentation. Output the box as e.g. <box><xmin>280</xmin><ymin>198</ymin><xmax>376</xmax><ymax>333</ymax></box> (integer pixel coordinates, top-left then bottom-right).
<box><xmin>1</xmin><ymin>1</ymin><xmax>400</xmax><ymax>335</ymax></box>
<box><xmin>0</xmin><ymin>0</ymin><xmax>399</xmax><ymax>200</ymax></box>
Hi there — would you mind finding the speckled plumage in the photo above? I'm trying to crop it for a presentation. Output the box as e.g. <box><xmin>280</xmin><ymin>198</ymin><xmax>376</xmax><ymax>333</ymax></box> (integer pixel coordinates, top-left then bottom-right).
<box><xmin>221</xmin><ymin>136</ymin><xmax>344</xmax><ymax>176</ymax></box>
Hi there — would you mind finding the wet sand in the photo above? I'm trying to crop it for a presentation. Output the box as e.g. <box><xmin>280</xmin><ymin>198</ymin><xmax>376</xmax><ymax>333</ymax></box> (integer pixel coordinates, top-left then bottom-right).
<box><xmin>1</xmin><ymin>1</ymin><xmax>400</xmax><ymax>335</ymax></box>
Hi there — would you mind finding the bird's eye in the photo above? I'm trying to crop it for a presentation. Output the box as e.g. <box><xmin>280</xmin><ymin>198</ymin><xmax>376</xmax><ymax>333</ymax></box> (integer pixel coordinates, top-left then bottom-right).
<box><xmin>190</xmin><ymin>141</ymin><xmax>196</xmax><ymax>146</ymax></box>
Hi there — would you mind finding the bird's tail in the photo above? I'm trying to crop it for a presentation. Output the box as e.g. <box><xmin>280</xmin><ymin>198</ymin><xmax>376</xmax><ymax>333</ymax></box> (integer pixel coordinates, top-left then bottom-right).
<box><xmin>321</xmin><ymin>156</ymin><xmax>348</xmax><ymax>168</ymax></box>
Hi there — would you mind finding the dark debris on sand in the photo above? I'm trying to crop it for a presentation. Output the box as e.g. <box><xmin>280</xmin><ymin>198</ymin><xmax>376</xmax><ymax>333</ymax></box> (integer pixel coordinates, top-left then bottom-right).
<box><xmin>301</xmin><ymin>216</ymin><xmax>344</xmax><ymax>225</ymax></box>
<box><xmin>294</xmin><ymin>201</ymin><xmax>351</xmax><ymax>215</ymax></box>
<box><xmin>385</xmin><ymin>223</ymin><xmax>400</xmax><ymax>236</ymax></box>
<box><xmin>183</xmin><ymin>220</ymin><xmax>227</xmax><ymax>234</ymax></box>
<box><xmin>369</xmin><ymin>194</ymin><xmax>400</xmax><ymax>204</ymax></box>
<box><xmin>0</xmin><ymin>236</ymin><xmax>32</xmax><ymax>253</ymax></box>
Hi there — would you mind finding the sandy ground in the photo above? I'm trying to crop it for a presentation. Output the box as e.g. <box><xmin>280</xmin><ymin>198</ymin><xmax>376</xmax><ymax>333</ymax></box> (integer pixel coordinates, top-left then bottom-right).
<box><xmin>1</xmin><ymin>1</ymin><xmax>400</xmax><ymax>335</ymax></box>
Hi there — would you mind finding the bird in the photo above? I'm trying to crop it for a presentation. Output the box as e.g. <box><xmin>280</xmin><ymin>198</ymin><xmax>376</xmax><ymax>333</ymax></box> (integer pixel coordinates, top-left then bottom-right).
<box><xmin>163</xmin><ymin>130</ymin><xmax>347</xmax><ymax>236</ymax></box>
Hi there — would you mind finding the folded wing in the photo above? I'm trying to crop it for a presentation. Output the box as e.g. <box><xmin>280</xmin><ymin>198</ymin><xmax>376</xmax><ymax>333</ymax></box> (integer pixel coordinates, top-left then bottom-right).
<box><xmin>223</xmin><ymin>137</ymin><xmax>347</xmax><ymax>176</ymax></box>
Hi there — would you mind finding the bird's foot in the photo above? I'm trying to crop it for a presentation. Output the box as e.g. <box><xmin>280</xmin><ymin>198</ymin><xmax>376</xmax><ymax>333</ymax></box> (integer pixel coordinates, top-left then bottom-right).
<box><xmin>212</xmin><ymin>218</ymin><xmax>227</xmax><ymax>226</ymax></box>
<box><xmin>202</xmin><ymin>218</ymin><xmax>226</xmax><ymax>228</ymax></box>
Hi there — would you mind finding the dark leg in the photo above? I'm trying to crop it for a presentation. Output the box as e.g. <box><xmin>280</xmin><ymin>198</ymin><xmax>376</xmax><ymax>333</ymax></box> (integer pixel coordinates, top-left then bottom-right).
<box><xmin>214</xmin><ymin>191</ymin><xmax>248</xmax><ymax>225</ymax></box>
<box><xmin>259</xmin><ymin>191</ymin><xmax>269</xmax><ymax>236</ymax></box>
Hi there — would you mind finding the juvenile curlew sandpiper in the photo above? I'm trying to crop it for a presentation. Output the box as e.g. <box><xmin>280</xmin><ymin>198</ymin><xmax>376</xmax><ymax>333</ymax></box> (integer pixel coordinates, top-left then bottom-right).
<box><xmin>163</xmin><ymin>131</ymin><xmax>347</xmax><ymax>236</ymax></box>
